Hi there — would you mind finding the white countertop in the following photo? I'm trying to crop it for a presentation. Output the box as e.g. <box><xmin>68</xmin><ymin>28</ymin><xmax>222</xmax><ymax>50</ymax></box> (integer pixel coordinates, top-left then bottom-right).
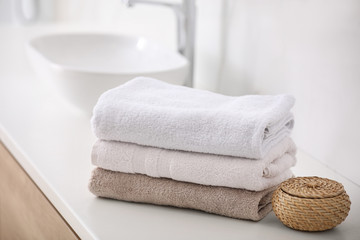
<box><xmin>1</xmin><ymin>25</ymin><xmax>359</xmax><ymax>240</ymax></box>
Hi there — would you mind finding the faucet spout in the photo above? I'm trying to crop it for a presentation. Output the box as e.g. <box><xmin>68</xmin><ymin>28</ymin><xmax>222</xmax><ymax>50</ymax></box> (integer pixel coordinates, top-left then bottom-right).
<box><xmin>123</xmin><ymin>0</ymin><xmax>196</xmax><ymax>87</ymax></box>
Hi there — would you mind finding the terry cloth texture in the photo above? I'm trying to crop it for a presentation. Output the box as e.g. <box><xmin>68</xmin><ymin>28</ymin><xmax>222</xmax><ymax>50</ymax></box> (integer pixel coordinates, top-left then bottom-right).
<box><xmin>91</xmin><ymin>77</ymin><xmax>295</xmax><ymax>159</ymax></box>
<box><xmin>89</xmin><ymin>168</ymin><xmax>277</xmax><ymax>221</ymax></box>
<box><xmin>92</xmin><ymin>137</ymin><xmax>296</xmax><ymax>191</ymax></box>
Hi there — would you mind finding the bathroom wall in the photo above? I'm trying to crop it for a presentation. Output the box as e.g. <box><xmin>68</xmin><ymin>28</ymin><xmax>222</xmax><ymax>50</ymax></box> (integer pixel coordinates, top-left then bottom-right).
<box><xmin>218</xmin><ymin>0</ymin><xmax>360</xmax><ymax>185</ymax></box>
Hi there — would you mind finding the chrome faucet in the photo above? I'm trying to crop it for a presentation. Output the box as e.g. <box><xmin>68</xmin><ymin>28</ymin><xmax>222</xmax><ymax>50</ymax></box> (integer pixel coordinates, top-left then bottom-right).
<box><xmin>122</xmin><ymin>0</ymin><xmax>196</xmax><ymax>87</ymax></box>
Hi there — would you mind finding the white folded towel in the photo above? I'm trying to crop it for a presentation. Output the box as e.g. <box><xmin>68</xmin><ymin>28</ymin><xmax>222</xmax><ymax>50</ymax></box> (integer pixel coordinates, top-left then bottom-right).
<box><xmin>91</xmin><ymin>77</ymin><xmax>295</xmax><ymax>159</ymax></box>
<box><xmin>92</xmin><ymin>137</ymin><xmax>296</xmax><ymax>191</ymax></box>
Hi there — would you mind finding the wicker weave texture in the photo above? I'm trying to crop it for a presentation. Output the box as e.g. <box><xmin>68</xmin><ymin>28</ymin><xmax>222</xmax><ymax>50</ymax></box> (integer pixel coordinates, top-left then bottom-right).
<box><xmin>281</xmin><ymin>176</ymin><xmax>344</xmax><ymax>198</ymax></box>
<box><xmin>272</xmin><ymin>177</ymin><xmax>351</xmax><ymax>231</ymax></box>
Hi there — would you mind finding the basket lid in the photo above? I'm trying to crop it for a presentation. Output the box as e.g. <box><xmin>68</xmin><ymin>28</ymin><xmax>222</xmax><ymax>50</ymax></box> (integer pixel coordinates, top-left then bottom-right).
<box><xmin>280</xmin><ymin>176</ymin><xmax>345</xmax><ymax>198</ymax></box>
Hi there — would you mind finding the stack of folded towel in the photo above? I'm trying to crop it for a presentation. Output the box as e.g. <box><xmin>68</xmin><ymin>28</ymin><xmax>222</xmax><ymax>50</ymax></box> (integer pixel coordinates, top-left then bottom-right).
<box><xmin>89</xmin><ymin>77</ymin><xmax>297</xmax><ymax>221</ymax></box>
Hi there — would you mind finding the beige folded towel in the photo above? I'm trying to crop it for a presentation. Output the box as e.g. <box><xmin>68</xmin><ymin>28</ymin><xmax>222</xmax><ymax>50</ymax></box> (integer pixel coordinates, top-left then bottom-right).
<box><xmin>89</xmin><ymin>168</ymin><xmax>276</xmax><ymax>221</ymax></box>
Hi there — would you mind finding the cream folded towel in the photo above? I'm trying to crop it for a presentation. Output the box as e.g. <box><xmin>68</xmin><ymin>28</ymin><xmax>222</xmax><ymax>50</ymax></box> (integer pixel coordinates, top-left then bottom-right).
<box><xmin>89</xmin><ymin>168</ymin><xmax>277</xmax><ymax>221</ymax></box>
<box><xmin>92</xmin><ymin>137</ymin><xmax>296</xmax><ymax>191</ymax></box>
<box><xmin>91</xmin><ymin>77</ymin><xmax>295</xmax><ymax>159</ymax></box>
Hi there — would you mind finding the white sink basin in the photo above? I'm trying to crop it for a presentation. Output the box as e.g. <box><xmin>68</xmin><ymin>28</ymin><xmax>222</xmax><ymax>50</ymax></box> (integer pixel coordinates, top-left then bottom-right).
<box><xmin>27</xmin><ymin>33</ymin><xmax>189</xmax><ymax>114</ymax></box>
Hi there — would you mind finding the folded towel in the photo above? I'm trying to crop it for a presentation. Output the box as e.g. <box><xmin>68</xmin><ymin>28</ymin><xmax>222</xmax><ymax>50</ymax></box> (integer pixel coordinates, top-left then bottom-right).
<box><xmin>91</xmin><ymin>77</ymin><xmax>295</xmax><ymax>159</ymax></box>
<box><xmin>89</xmin><ymin>168</ymin><xmax>277</xmax><ymax>221</ymax></box>
<box><xmin>92</xmin><ymin>137</ymin><xmax>296</xmax><ymax>191</ymax></box>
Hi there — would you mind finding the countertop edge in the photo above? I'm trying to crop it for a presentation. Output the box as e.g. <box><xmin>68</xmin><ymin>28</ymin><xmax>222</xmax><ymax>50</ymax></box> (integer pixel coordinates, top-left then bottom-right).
<box><xmin>0</xmin><ymin>123</ymin><xmax>96</xmax><ymax>240</ymax></box>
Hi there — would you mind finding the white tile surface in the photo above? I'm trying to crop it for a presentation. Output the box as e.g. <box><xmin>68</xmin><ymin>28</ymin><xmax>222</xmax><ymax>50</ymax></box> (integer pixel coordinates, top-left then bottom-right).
<box><xmin>0</xmin><ymin>25</ymin><xmax>359</xmax><ymax>240</ymax></box>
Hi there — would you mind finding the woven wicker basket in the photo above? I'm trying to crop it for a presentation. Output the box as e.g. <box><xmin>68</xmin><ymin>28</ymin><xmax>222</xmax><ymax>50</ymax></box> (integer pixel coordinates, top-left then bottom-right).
<box><xmin>272</xmin><ymin>176</ymin><xmax>351</xmax><ymax>231</ymax></box>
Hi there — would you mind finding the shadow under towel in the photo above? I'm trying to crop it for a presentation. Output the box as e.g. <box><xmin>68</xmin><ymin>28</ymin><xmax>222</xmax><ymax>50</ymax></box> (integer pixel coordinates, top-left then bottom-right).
<box><xmin>91</xmin><ymin>77</ymin><xmax>295</xmax><ymax>159</ymax></box>
<box><xmin>89</xmin><ymin>168</ymin><xmax>276</xmax><ymax>221</ymax></box>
